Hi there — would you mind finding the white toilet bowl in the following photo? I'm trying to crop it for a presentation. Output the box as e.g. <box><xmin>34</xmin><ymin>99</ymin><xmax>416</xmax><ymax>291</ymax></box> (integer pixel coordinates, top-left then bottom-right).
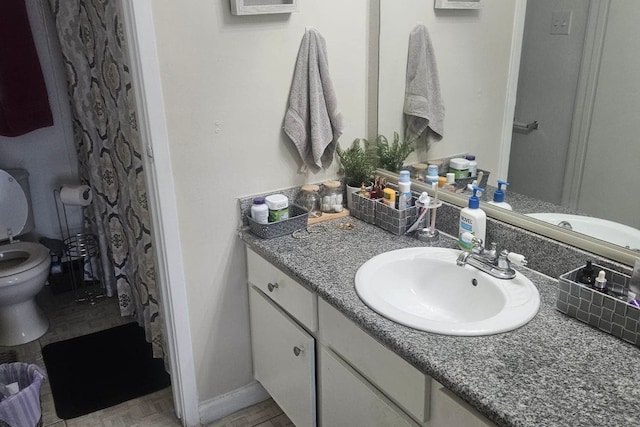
<box><xmin>0</xmin><ymin>241</ymin><xmax>51</xmax><ymax>346</ymax></box>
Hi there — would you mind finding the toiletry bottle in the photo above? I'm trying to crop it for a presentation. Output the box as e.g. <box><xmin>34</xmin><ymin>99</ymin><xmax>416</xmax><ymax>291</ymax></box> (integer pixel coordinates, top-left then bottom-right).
<box><xmin>398</xmin><ymin>170</ymin><xmax>412</xmax><ymax>209</ymax></box>
<box><xmin>465</xmin><ymin>154</ymin><xmax>478</xmax><ymax>178</ymax></box>
<box><xmin>445</xmin><ymin>173</ymin><xmax>456</xmax><ymax>192</ymax></box>
<box><xmin>487</xmin><ymin>180</ymin><xmax>512</xmax><ymax>210</ymax></box>
<box><xmin>425</xmin><ymin>164</ymin><xmax>439</xmax><ymax>186</ymax></box>
<box><xmin>383</xmin><ymin>188</ymin><xmax>396</xmax><ymax>207</ymax></box>
<box><xmin>458</xmin><ymin>186</ymin><xmax>486</xmax><ymax>250</ymax></box>
<box><xmin>578</xmin><ymin>260</ymin><xmax>596</xmax><ymax>285</ymax></box>
<box><xmin>265</xmin><ymin>194</ymin><xmax>289</xmax><ymax>222</ymax></box>
<box><xmin>593</xmin><ymin>270</ymin><xmax>608</xmax><ymax>294</ymax></box>
<box><xmin>250</xmin><ymin>197</ymin><xmax>269</xmax><ymax>224</ymax></box>
<box><xmin>370</xmin><ymin>177</ymin><xmax>381</xmax><ymax>199</ymax></box>
<box><xmin>438</xmin><ymin>176</ymin><xmax>447</xmax><ymax>189</ymax></box>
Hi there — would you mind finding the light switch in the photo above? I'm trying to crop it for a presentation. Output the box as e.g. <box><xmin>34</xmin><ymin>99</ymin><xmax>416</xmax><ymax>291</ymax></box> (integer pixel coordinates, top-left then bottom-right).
<box><xmin>551</xmin><ymin>11</ymin><xmax>572</xmax><ymax>35</ymax></box>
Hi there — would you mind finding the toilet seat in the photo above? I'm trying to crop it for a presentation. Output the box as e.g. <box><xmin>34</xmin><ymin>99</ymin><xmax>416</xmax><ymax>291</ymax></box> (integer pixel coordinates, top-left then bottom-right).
<box><xmin>0</xmin><ymin>242</ymin><xmax>50</xmax><ymax>281</ymax></box>
<box><xmin>0</xmin><ymin>170</ymin><xmax>29</xmax><ymax>241</ymax></box>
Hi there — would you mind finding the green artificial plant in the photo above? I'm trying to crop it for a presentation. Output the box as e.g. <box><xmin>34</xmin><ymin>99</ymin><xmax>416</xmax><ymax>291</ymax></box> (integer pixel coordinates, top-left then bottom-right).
<box><xmin>373</xmin><ymin>132</ymin><xmax>415</xmax><ymax>173</ymax></box>
<box><xmin>335</xmin><ymin>138</ymin><xmax>377</xmax><ymax>188</ymax></box>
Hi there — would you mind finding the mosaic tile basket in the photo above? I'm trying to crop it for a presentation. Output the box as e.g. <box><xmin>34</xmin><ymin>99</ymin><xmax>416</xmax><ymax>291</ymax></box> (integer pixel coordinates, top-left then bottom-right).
<box><xmin>374</xmin><ymin>198</ymin><xmax>423</xmax><ymax>235</ymax></box>
<box><xmin>558</xmin><ymin>264</ymin><xmax>640</xmax><ymax>347</ymax></box>
<box><xmin>350</xmin><ymin>192</ymin><xmax>379</xmax><ymax>224</ymax></box>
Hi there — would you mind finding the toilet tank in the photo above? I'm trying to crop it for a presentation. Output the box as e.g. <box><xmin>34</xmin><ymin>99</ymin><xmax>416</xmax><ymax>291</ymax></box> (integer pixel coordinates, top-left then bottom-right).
<box><xmin>1</xmin><ymin>168</ymin><xmax>35</xmax><ymax>239</ymax></box>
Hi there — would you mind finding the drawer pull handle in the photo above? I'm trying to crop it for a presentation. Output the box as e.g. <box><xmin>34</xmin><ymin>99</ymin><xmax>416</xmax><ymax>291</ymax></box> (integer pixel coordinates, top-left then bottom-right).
<box><xmin>267</xmin><ymin>282</ymin><xmax>279</xmax><ymax>292</ymax></box>
<box><xmin>293</xmin><ymin>346</ymin><xmax>303</xmax><ymax>357</ymax></box>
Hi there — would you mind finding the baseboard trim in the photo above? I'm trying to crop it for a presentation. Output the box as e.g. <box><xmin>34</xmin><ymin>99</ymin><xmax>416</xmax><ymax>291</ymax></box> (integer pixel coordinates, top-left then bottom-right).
<box><xmin>199</xmin><ymin>381</ymin><xmax>270</xmax><ymax>425</ymax></box>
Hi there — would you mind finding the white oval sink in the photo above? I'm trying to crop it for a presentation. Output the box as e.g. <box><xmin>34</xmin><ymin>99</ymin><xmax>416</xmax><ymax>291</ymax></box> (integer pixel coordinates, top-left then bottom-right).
<box><xmin>526</xmin><ymin>213</ymin><xmax>640</xmax><ymax>250</ymax></box>
<box><xmin>355</xmin><ymin>247</ymin><xmax>540</xmax><ymax>336</ymax></box>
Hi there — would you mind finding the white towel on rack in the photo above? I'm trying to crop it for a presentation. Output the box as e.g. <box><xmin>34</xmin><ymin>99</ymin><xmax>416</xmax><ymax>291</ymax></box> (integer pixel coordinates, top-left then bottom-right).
<box><xmin>284</xmin><ymin>28</ymin><xmax>343</xmax><ymax>171</ymax></box>
<box><xmin>404</xmin><ymin>24</ymin><xmax>445</xmax><ymax>141</ymax></box>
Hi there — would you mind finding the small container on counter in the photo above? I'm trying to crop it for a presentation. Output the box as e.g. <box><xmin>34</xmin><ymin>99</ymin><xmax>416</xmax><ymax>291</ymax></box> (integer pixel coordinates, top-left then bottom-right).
<box><xmin>411</xmin><ymin>163</ymin><xmax>428</xmax><ymax>182</ymax></box>
<box><xmin>265</xmin><ymin>194</ymin><xmax>289</xmax><ymax>222</ymax></box>
<box><xmin>428</xmin><ymin>159</ymin><xmax>445</xmax><ymax>175</ymax></box>
<box><xmin>448</xmin><ymin>158</ymin><xmax>470</xmax><ymax>179</ymax></box>
<box><xmin>250</xmin><ymin>197</ymin><xmax>269</xmax><ymax>224</ymax></box>
<box><xmin>320</xmin><ymin>180</ymin><xmax>344</xmax><ymax>213</ymax></box>
<box><xmin>295</xmin><ymin>184</ymin><xmax>322</xmax><ymax>218</ymax></box>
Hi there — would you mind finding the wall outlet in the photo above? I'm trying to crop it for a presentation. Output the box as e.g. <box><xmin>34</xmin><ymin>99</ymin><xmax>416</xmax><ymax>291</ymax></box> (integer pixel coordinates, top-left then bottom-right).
<box><xmin>551</xmin><ymin>10</ymin><xmax>572</xmax><ymax>35</ymax></box>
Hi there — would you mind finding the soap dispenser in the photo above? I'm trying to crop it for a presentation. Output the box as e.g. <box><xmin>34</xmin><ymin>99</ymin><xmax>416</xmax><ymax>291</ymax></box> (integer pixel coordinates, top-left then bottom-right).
<box><xmin>487</xmin><ymin>180</ymin><xmax>512</xmax><ymax>210</ymax></box>
<box><xmin>458</xmin><ymin>186</ymin><xmax>486</xmax><ymax>250</ymax></box>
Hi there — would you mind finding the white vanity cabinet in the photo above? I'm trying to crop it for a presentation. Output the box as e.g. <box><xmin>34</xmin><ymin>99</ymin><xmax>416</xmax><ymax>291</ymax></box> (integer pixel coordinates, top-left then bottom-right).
<box><xmin>247</xmin><ymin>248</ymin><xmax>317</xmax><ymax>427</ymax></box>
<box><xmin>246</xmin><ymin>248</ymin><xmax>496</xmax><ymax>427</ymax></box>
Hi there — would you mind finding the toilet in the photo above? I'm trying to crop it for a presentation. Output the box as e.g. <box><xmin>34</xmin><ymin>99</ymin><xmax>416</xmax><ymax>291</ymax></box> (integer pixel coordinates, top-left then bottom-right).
<box><xmin>0</xmin><ymin>168</ymin><xmax>51</xmax><ymax>346</ymax></box>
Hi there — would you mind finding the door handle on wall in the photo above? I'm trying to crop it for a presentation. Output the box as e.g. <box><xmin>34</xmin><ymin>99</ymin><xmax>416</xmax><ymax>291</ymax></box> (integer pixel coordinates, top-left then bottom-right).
<box><xmin>513</xmin><ymin>120</ymin><xmax>539</xmax><ymax>134</ymax></box>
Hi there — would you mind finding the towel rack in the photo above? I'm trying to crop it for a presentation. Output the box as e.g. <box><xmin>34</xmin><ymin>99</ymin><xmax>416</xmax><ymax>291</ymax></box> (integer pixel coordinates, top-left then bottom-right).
<box><xmin>513</xmin><ymin>119</ymin><xmax>539</xmax><ymax>134</ymax></box>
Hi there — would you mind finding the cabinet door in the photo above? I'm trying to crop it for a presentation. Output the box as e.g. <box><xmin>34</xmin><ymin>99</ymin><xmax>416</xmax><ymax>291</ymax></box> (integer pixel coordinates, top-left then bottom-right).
<box><xmin>318</xmin><ymin>346</ymin><xmax>418</xmax><ymax>427</ymax></box>
<box><xmin>430</xmin><ymin>380</ymin><xmax>496</xmax><ymax>427</ymax></box>
<box><xmin>319</xmin><ymin>299</ymin><xmax>429</xmax><ymax>423</ymax></box>
<box><xmin>249</xmin><ymin>287</ymin><xmax>316</xmax><ymax>427</ymax></box>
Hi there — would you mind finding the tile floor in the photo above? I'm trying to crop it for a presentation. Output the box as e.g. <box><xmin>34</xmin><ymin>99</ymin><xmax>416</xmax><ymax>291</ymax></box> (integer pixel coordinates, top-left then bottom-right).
<box><xmin>1</xmin><ymin>284</ymin><xmax>291</xmax><ymax>427</ymax></box>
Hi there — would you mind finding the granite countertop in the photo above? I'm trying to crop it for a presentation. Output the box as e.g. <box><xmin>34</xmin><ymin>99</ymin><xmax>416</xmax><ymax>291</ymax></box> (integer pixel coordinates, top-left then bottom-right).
<box><xmin>239</xmin><ymin>218</ymin><xmax>640</xmax><ymax>427</ymax></box>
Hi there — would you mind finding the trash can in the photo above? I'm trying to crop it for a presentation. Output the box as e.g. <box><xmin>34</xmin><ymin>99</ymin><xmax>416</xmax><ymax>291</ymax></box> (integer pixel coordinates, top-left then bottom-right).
<box><xmin>0</xmin><ymin>363</ymin><xmax>45</xmax><ymax>427</ymax></box>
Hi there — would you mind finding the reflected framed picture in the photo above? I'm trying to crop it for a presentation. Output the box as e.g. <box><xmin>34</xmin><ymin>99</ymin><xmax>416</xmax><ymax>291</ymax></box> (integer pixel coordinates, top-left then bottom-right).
<box><xmin>435</xmin><ymin>0</ymin><xmax>481</xmax><ymax>9</ymax></box>
<box><xmin>230</xmin><ymin>0</ymin><xmax>299</xmax><ymax>15</ymax></box>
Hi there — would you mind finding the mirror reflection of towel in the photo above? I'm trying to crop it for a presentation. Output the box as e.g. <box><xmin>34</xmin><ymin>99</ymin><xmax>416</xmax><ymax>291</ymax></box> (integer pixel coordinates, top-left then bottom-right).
<box><xmin>404</xmin><ymin>25</ymin><xmax>444</xmax><ymax>142</ymax></box>
<box><xmin>284</xmin><ymin>28</ymin><xmax>343</xmax><ymax>171</ymax></box>
<box><xmin>0</xmin><ymin>0</ymin><xmax>53</xmax><ymax>137</ymax></box>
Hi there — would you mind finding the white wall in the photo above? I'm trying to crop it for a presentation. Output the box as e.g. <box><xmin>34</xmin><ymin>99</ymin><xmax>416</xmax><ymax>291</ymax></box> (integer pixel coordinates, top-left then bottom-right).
<box><xmin>377</xmin><ymin>0</ymin><xmax>518</xmax><ymax>185</ymax></box>
<box><xmin>149</xmin><ymin>0</ymin><xmax>371</xmax><ymax>404</ymax></box>
<box><xmin>0</xmin><ymin>0</ymin><xmax>80</xmax><ymax>240</ymax></box>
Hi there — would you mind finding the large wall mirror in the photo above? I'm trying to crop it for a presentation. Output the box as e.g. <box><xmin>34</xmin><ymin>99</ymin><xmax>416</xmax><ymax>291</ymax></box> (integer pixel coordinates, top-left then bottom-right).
<box><xmin>375</xmin><ymin>0</ymin><xmax>639</xmax><ymax>266</ymax></box>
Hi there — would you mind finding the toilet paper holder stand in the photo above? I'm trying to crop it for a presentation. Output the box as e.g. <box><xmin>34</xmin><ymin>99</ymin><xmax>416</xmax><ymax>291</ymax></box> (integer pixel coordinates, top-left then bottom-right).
<box><xmin>52</xmin><ymin>187</ymin><xmax>106</xmax><ymax>305</ymax></box>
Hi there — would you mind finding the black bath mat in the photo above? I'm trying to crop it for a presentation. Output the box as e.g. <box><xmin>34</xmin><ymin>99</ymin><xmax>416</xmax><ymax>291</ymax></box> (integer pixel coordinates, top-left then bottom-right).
<box><xmin>42</xmin><ymin>322</ymin><xmax>170</xmax><ymax>419</ymax></box>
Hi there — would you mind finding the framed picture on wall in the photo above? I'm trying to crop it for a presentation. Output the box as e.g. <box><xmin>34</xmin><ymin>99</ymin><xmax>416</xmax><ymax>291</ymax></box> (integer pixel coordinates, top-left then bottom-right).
<box><xmin>434</xmin><ymin>0</ymin><xmax>481</xmax><ymax>9</ymax></box>
<box><xmin>230</xmin><ymin>0</ymin><xmax>299</xmax><ymax>15</ymax></box>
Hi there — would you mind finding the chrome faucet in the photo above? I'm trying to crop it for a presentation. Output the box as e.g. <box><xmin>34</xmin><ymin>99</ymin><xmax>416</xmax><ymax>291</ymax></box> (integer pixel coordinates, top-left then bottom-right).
<box><xmin>456</xmin><ymin>235</ymin><xmax>527</xmax><ymax>280</ymax></box>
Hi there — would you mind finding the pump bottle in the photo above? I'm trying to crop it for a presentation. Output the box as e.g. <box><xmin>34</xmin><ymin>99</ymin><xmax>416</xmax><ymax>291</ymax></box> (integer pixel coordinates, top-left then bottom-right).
<box><xmin>487</xmin><ymin>180</ymin><xmax>512</xmax><ymax>210</ymax></box>
<box><xmin>458</xmin><ymin>186</ymin><xmax>486</xmax><ymax>250</ymax></box>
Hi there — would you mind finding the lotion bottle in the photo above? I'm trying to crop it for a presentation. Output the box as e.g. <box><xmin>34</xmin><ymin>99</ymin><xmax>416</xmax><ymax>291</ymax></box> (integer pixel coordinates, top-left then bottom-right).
<box><xmin>398</xmin><ymin>170</ymin><xmax>413</xmax><ymax>209</ymax></box>
<box><xmin>487</xmin><ymin>180</ymin><xmax>512</xmax><ymax>210</ymax></box>
<box><xmin>458</xmin><ymin>186</ymin><xmax>486</xmax><ymax>250</ymax></box>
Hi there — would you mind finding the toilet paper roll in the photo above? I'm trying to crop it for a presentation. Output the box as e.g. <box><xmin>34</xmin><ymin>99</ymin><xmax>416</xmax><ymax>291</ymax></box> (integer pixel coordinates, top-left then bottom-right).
<box><xmin>59</xmin><ymin>185</ymin><xmax>93</xmax><ymax>206</ymax></box>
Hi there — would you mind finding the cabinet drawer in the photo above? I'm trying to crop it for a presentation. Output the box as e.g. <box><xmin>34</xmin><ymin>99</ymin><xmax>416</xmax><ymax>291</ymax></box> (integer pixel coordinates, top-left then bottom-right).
<box><xmin>249</xmin><ymin>287</ymin><xmax>316</xmax><ymax>427</ymax></box>
<box><xmin>319</xmin><ymin>299</ymin><xmax>429</xmax><ymax>424</ymax></box>
<box><xmin>247</xmin><ymin>248</ymin><xmax>317</xmax><ymax>332</ymax></box>
<box><xmin>319</xmin><ymin>346</ymin><xmax>418</xmax><ymax>427</ymax></box>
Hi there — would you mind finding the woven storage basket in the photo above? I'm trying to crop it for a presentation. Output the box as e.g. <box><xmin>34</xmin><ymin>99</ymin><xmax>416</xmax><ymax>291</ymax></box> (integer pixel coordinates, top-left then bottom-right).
<box><xmin>248</xmin><ymin>204</ymin><xmax>309</xmax><ymax>239</ymax></box>
<box><xmin>350</xmin><ymin>192</ymin><xmax>379</xmax><ymax>224</ymax></box>
<box><xmin>558</xmin><ymin>264</ymin><xmax>640</xmax><ymax>347</ymax></box>
<box><xmin>374</xmin><ymin>199</ymin><xmax>422</xmax><ymax>235</ymax></box>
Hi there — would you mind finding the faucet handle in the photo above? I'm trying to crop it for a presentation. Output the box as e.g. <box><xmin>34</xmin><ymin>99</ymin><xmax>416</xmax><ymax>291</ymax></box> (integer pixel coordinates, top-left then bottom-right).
<box><xmin>506</xmin><ymin>252</ymin><xmax>527</xmax><ymax>266</ymax></box>
<box><xmin>461</xmin><ymin>232</ymin><xmax>483</xmax><ymax>248</ymax></box>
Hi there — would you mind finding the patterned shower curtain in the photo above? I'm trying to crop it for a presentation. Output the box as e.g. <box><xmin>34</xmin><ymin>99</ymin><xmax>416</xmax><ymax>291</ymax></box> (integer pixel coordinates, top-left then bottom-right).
<box><xmin>48</xmin><ymin>0</ymin><xmax>163</xmax><ymax>358</ymax></box>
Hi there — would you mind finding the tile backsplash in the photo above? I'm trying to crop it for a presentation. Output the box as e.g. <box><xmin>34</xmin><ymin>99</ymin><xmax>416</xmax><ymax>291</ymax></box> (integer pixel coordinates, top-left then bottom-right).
<box><xmin>239</xmin><ymin>184</ymin><xmax>634</xmax><ymax>279</ymax></box>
